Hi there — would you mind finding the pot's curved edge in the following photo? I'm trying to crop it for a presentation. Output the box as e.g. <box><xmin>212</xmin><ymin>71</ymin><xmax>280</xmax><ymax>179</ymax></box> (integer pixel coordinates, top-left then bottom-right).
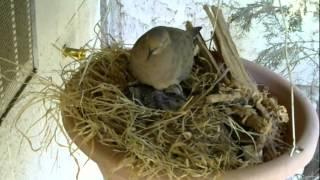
<box><xmin>61</xmin><ymin>111</ymin><xmax>132</xmax><ymax>180</ymax></box>
<box><xmin>218</xmin><ymin>61</ymin><xmax>319</xmax><ymax>180</ymax></box>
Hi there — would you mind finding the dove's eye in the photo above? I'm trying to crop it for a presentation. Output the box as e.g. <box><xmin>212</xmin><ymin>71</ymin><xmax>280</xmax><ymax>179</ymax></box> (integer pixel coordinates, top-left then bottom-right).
<box><xmin>147</xmin><ymin>48</ymin><xmax>159</xmax><ymax>59</ymax></box>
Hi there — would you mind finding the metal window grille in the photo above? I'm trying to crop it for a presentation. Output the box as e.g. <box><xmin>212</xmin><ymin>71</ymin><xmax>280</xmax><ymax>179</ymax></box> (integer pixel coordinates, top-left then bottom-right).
<box><xmin>0</xmin><ymin>0</ymin><xmax>37</xmax><ymax>123</ymax></box>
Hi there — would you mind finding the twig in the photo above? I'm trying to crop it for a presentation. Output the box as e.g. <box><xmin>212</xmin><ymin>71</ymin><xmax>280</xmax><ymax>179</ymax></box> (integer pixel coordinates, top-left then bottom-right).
<box><xmin>277</xmin><ymin>0</ymin><xmax>298</xmax><ymax>157</ymax></box>
<box><xmin>186</xmin><ymin>21</ymin><xmax>221</xmax><ymax>74</ymax></box>
<box><xmin>195</xmin><ymin>34</ymin><xmax>221</xmax><ymax>73</ymax></box>
<box><xmin>203</xmin><ymin>5</ymin><xmax>257</xmax><ymax>90</ymax></box>
<box><xmin>206</xmin><ymin>92</ymin><xmax>242</xmax><ymax>104</ymax></box>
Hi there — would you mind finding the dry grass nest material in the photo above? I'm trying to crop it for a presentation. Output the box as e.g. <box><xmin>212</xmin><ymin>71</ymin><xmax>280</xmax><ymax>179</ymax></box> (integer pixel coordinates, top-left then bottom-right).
<box><xmin>60</xmin><ymin>47</ymin><xmax>290</xmax><ymax>179</ymax></box>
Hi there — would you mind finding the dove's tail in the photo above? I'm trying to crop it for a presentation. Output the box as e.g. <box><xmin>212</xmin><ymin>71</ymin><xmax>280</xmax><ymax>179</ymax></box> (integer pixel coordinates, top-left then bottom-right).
<box><xmin>190</xmin><ymin>26</ymin><xmax>202</xmax><ymax>37</ymax></box>
<box><xmin>185</xmin><ymin>21</ymin><xmax>202</xmax><ymax>38</ymax></box>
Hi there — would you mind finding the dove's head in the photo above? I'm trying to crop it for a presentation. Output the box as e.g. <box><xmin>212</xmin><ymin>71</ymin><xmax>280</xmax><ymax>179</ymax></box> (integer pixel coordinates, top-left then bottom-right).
<box><xmin>144</xmin><ymin>27</ymin><xmax>171</xmax><ymax>57</ymax></box>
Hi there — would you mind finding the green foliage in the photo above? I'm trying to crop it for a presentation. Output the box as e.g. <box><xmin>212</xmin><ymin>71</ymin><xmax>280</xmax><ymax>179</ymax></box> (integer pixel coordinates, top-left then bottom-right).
<box><xmin>228</xmin><ymin>1</ymin><xmax>290</xmax><ymax>33</ymax></box>
<box><xmin>226</xmin><ymin>0</ymin><xmax>319</xmax><ymax>83</ymax></box>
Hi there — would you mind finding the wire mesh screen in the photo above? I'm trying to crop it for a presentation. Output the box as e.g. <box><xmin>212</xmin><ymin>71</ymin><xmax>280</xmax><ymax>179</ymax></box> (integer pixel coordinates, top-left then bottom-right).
<box><xmin>0</xmin><ymin>0</ymin><xmax>36</xmax><ymax>120</ymax></box>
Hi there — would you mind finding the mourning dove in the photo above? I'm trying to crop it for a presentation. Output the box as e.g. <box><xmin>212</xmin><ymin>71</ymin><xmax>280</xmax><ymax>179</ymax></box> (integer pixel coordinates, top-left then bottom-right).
<box><xmin>129</xmin><ymin>26</ymin><xmax>201</xmax><ymax>90</ymax></box>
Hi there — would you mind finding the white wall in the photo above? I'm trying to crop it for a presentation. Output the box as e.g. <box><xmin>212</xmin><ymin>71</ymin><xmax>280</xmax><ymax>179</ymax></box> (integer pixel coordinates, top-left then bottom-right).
<box><xmin>0</xmin><ymin>0</ymin><xmax>102</xmax><ymax>180</ymax></box>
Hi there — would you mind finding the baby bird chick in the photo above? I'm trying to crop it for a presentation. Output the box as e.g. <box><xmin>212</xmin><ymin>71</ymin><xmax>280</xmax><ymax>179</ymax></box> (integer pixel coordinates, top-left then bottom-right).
<box><xmin>129</xmin><ymin>26</ymin><xmax>201</xmax><ymax>90</ymax></box>
<box><xmin>126</xmin><ymin>84</ymin><xmax>186</xmax><ymax>111</ymax></box>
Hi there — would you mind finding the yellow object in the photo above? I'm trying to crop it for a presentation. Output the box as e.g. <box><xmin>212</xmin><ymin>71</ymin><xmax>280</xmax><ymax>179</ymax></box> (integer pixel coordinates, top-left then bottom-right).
<box><xmin>62</xmin><ymin>45</ymin><xmax>88</xmax><ymax>60</ymax></box>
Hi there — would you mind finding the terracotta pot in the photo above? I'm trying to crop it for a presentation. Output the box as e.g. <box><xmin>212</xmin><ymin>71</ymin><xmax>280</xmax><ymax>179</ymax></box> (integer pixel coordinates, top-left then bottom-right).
<box><xmin>62</xmin><ymin>61</ymin><xmax>319</xmax><ymax>180</ymax></box>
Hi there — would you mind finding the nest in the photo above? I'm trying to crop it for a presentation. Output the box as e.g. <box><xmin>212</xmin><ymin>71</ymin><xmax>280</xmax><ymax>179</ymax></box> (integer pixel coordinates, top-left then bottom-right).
<box><xmin>56</xmin><ymin>5</ymin><xmax>292</xmax><ymax>180</ymax></box>
<box><xmin>60</xmin><ymin>45</ymin><xmax>289</xmax><ymax>179</ymax></box>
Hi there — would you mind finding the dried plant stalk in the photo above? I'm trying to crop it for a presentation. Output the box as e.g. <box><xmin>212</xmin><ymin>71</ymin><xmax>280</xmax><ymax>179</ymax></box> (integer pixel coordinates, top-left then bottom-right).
<box><xmin>203</xmin><ymin>5</ymin><xmax>257</xmax><ymax>90</ymax></box>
